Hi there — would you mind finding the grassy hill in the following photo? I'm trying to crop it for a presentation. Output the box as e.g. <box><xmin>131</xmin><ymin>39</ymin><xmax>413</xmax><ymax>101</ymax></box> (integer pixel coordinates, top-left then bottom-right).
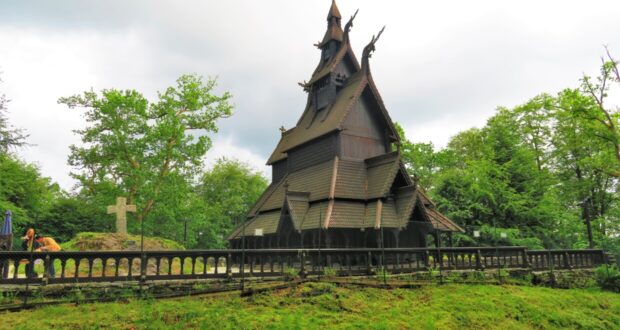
<box><xmin>3</xmin><ymin>283</ymin><xmax>619</xmax><ymax>329</ymax></box>
<box><xmin>61</xmin><ymin>232</ymin><xmax>185</xmax><ymax>251</ymax></box>
<box><xmin>20</xmin><ymin>232</ymin><xmax>188</xmax><ymax>278</ymax></box>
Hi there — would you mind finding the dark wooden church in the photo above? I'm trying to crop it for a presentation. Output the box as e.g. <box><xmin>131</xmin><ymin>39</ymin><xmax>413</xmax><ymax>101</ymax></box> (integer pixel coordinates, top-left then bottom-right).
<box><xmin>228</xmin><ymin>1</ymin><xmax>463</xmax><ymax>249</ymax></box>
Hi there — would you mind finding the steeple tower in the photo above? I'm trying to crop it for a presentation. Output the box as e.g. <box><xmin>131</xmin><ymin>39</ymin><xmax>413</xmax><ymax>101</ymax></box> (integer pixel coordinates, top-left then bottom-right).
<box><xmin>305</xmin><ymin>1</ymin><xmax>360</xmax><ymax>112</ymax></box>
<box><xmin>228</xmin><ymin>2</ymin><xmax>465</xmax><ymax>250</ymax></box>
<box><xmin>318</xmin><ymin>0</ymin><xmax>343</xmax><ymax>50</ymax></box>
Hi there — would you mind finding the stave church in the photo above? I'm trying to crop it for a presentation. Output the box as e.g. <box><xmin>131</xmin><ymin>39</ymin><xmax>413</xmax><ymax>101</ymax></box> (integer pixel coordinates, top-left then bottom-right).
<box><xmin>228</xmin><ymin>1</ymin><xmax>464</xmax><ymax>249</ymax></box>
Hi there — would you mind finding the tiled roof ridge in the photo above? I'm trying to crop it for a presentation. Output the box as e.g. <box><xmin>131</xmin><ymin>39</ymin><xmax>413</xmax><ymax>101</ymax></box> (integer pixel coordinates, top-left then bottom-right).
<box><xmin>286</xmin><ymin>191</ymin><xmax>310</xmax><ymax>200</ymax></box>
<box><xmin>248</xmin><ymin>175</ymin><xmax>288</xmax><ymax>216</ymax></box>
<box><xmin>374</xmin><ymin>199</ymin><xmax>383</xmax><ymax>229</ymax></box>
<box><xmin>364</xmin><ymin>150</ymin><xmax>399</xmax><ymax>167</ymax></box>
<box><xmin>335</xmin><ymin>74</ymin><xmax>369</xmax><ymax>129</ymax></box>
<box><xmin>324</xmin><ymin>156</ymin><xmax>340</xmax><ymax>228</ymax></box>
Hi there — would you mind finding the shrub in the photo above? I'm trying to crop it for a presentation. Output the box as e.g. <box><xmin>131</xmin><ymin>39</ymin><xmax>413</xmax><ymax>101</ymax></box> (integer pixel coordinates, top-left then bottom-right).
<box><xmin>594</xmin><ymin>264</ymin><xmax>620</xmax><ymax>292</ymax></box>
<box><xmin>375</xmin><ymin>267</ymin><xmax>390</xmax><ymax>281</ymax></box>
<box><xmin>283</xmin><ymin>267</ymin><xmax>299</xmax><ymax>281</ymax></box>
<box><xmin>323</xmin><ymin>267</ymin><xmax>337</xmax><ymax>278</ymax></box>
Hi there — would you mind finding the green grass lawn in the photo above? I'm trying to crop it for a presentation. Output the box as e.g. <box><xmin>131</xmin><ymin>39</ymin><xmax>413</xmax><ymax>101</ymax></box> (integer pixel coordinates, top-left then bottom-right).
<box><xmin>2</xmin><ymin>283</ymin><xmax>619</xmax><ymax>330</ymax></box>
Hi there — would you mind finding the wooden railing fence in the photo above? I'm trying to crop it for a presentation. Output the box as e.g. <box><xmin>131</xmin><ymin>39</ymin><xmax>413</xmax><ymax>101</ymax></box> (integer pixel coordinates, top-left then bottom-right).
<box><xmin>0</xmin><ymin>247</ymin><xmax>608</xmax><ymax>285</ymax></box>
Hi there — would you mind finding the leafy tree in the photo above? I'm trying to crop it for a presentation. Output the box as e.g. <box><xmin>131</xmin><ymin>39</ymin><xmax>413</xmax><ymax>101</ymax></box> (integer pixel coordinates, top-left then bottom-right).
<box><xmin>0</xmin><ymin>154</ymin><xmax>58</xmax><ymax>244</ymax></box>
<box><xmin>0</xmin><ymin>75</ymin><xmax>27</xmax><ymax>154</ymax></box>
<box><xmin>196</xmin><ymin>158</ymin><xmax>268</xmax><ymax>248</ymax></box>
<box><xmin>579</xmin><ymin>48</ymin><xmax>620</xmax><ymax>177</ymax></box>
<box><xmin>551</xmin><ymin>89</ymin><xmax>618</xmax><ymax>248</ymax></box>
<box><xmin>37</xmin><ymin>194</ymin><xmax>109</xmax><ymax>243</ymax></box>
<box><xmin>59</xmin><ymin>74</ymin><xmax>233</xmax><ymax>229</ymax></box>
<box><xmin>395</xmin><ymin>123</ymin><xmax>456</xmax><ymax>191</ymax></box>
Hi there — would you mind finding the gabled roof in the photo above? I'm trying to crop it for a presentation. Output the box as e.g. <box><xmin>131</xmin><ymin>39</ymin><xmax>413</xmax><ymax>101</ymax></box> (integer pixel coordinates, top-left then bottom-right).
<box><xmin>249</xmin><ymin>158</ymin><xmax>336</xmax><ymax>216</ymax></box>
<box><xmin>267</xmin><ymin>73</ymin><xmax>364</xmax><ymax>164</ymax></box>
<box><xmin>267</xmin><ymin>68</ymin><xmax>400</xmax><ymax>165</ymax></box>
<box><xmin>286</xmin><ymin>191</ymin><xmax>310</xmax><ymax>230</ymax></box>
<box><xmin>229</xmin><ymin>168</ymin><xmax>465</xmax><ymax>240</ymax></box>
<box><xmin>255</xmin><ymin>153</ymin><xmax>403</xmax><ymax>217</ymax></box>
<box><xmin>394</xmin><ymin>186</ymin><xmax>418</xmax><ymax>225</ymax></box>
<box><xmin>299</xmin><ymin>201</ymin><xmax>330</xmax><ymax>230</ymax></box>
<box><xmin>227</xmin><ymin>210</ymin><xmax>282</xmax><ymax>239</ymax></box>
<box><xmin>365</xmin><ymin>152</ymin><xmax>401</xmax><ymax>198</ymax></box>
<box><xmin>425</xmin><ymin>207</ymin><xmax>465</xmax><ymax>233</ymax></box>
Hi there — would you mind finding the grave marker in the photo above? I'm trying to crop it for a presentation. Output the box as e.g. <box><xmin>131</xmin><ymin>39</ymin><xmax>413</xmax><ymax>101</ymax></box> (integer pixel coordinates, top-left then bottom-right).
<box><xmin>107</xmin><ymin>197</ymin><xmax>137</xmax><ymax>235</ymax></box>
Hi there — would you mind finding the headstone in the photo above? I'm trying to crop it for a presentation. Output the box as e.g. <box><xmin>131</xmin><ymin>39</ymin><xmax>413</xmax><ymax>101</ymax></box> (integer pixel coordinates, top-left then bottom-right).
<box><xmin>473</xmin><ymin>230</ymin><xmax>480</xmax><ymax>238</ymax></box>
<box><xmin>500</xmin><ymin>232</ymin><xmax>507</xmax><ymax>239</ymax></box>
<box><xmin>107</xmin><ymin>197</ymin><xmax>137</xmax><ymax>235</ymax></box>
<box><xmin>254</xmin><ymin>228</ymin><xmax>263</xmax><ymax>236</ymax></box>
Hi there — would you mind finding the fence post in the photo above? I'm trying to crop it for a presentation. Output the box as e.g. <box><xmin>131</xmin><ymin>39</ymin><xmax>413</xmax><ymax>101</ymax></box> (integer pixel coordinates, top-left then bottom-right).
<box><xmin>521</xmin><ymin>248</ymin><xmax>530</xmax><ymax>269</ymax></box>
<box><xmin>299</xmin><ymin>250</ymin><xmax>306</xmax><ymax>279</ymax></box>
<box><xmin>475</xmin><ymin>249</ymin><xmax>483</xmax><ymax>270</ymax></box>
<box><xmin>548</xmin><ymin>251</ymin><xmax>555</xmax><ymax>288</ymax></box>
<box><xmin>226</xmin><ymin>253</ymin><xmax>232</xmax><ymax>278</ymax></box>
<box><xmin>563</xmin><ymin>251</ymin><xmax>571</xmax><ymax>269</ymax></box>
<box><xmin>367</xmin><ymin>251</ymin><xmax>373</xmax><ymax>275</ymax></box>
<box><xmin>43</xmin><ymin>254</ymin><xmax>50</xmax><ymax>284</ymax></box>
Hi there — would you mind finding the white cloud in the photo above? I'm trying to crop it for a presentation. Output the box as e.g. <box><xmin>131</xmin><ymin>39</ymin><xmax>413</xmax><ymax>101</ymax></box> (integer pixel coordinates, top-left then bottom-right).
<box><xmin>1</xmin><ymin>0</ymin><xmax>620</xmax><ymax>190</ymax></box>
<box><xmin>204</xmin><ymin>135</ymin><xmax>270</xmax><ymax>179</ymax></box>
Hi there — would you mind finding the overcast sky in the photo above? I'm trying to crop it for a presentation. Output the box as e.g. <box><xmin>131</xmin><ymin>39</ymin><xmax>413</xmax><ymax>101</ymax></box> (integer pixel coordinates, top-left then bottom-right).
<box><xmin>1</xmin><ymin>0</ymin><xmax>619</xmax><ymax>190</ymax></box>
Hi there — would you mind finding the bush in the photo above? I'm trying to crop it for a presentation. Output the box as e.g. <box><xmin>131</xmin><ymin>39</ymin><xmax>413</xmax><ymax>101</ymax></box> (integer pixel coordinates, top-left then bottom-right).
<box><xmin>375</xmin><ymin>267</ymin><xmax>390</xmax><ymax>280</ymax></box>
<box><xmin>283</xmin><ymin>267</ymin><xmax>299</xmax><ymax>281</ymax></box>
<box><xmin>323</xmin><ymin>267</ymin><xmax>337</xmax><ymax>278</ymax></box>
<box><xmin>594</xmin><ymin>265</ymin><xmax>620</xmax><ymax>292</ymax></box>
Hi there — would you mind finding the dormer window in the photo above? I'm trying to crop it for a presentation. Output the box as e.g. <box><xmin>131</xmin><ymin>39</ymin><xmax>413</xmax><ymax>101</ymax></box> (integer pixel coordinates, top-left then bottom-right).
<box><xmin>313</xmin><ymin>76</ymin><xmax>334</xmax><ymax>111</ymax></box>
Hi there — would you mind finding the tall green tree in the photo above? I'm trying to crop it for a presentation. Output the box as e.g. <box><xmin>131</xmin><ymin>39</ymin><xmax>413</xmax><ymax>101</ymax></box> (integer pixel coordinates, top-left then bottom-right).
<box><xmin>59</xmin><ymin>74</ymin><xmax>233</xmax><ymax>228</ymax></box>
<box><xmin>196</xmin><ymin>158</ymin><xmax>268</xmax><ymax>248</ymax></box>
<box><xmin>580</xmin><ymin>48</ymin><xmax>620</xmax><ymax>177</ymax></box>
<box><xmin>551</xmin><ymin>89</ymin><xmax>618</xmax><ymax>248</ymax></box>
<box><xmin>0</xmin><ymin>75</ymin><xmax>27</xmax><ymax>154</ymax></box>
<box><xmin>0</xmin><ymin>154</ymin><xmax>58</xmax><ymax>241</ymax></box>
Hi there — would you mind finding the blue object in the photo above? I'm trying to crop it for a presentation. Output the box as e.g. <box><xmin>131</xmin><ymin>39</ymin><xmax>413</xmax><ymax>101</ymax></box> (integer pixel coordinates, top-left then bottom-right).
<box><xmin>1</xmin><ymin>210</ymin><xmax>12</xmax><ymax>235</ymax></box>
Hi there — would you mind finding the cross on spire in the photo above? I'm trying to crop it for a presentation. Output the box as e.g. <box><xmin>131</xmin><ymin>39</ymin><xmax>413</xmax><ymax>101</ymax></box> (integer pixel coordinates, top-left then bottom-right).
<box><xmin>107</xmin><ymin>197</ymin><xmax>137</xmax><ymax>235</ymax></box>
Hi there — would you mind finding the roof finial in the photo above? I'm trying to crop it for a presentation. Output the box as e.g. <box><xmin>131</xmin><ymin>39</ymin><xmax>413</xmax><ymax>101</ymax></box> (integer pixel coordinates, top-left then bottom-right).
<box><xmin>361</xmin><ymin>26</ymin><xmax>386</xmax><ymax>74</ymax></box>
<box><xmin>327</xmin><ymin>0</ymin><xmax>342</xmax><ymax>20</ymax></box>
<box><xmin>342</xmin><ymin>9</ymin><xmax>359</xmax><ymax>44</ymax></box>
<box><xmin>318</xmin><ymin>0</ymin><xmax>344</xmax><ymax>48</ymax></box>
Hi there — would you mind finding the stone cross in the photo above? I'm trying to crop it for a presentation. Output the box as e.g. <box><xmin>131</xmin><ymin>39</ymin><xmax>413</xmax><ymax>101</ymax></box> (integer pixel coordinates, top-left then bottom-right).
<box><xmin>107</xmin><ymin>197</ymin><xmax>137</xmax><ymax>235</ymax></box>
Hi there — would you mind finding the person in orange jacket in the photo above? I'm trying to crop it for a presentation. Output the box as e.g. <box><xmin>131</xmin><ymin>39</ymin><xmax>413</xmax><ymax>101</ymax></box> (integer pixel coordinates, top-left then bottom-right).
<box><xmin>35</xmin><ymin>235</ymin><xmax>61</xmax><ymax>277</ymax></box>
<box><xmin>20</xmin><ymin>228</ymin><xmax>40</xmax><ymax>278</ymax></box>
<box><xmin>35</xmin><ymin>235</ymin><xmax>61</xmax><ymax>252</ymax></box>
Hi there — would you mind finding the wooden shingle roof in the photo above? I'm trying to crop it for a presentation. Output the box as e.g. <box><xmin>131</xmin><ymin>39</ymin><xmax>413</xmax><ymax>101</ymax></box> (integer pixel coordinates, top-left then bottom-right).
<box><xmin>286</xmin><ymin>192</ymin><xmax>310</xmax><ymax>230</ymax></box>
<box><xmin>228</xmin><ymin>211</ymin><xmax>282</xmax><ymax>239</ymax></box>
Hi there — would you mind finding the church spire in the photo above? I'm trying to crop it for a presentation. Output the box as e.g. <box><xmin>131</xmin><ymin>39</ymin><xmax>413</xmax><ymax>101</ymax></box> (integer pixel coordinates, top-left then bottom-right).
<box><xmin>318</xmin><ymin>0</ymin><xmax>344</xmax><ymax>48</ymax></box>
<box><xmin>327</xmin><ymin>0</ymin><xmax>341</xmax><ymax>20</ymax></box>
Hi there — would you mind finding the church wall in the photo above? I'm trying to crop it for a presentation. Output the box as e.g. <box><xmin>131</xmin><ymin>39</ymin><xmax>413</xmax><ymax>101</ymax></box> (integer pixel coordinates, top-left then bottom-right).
<box><xmin>339</xmin><ymin>92</ymin><xmax>387</xmax><ymax>159</ymax></box>
<box><xmin>288</xmin><ymin>133</ymin><xmax>337</xmax><ymax>172</ymax></box>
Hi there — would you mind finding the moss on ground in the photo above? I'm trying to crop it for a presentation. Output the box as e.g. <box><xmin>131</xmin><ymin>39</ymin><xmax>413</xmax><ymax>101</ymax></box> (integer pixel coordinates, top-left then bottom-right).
<box><xmin>61</xmin><ymin>232</ymin><xmax>185</xmax><ymax>251</ymax></box>
<box><xmin>2</xmin><ymin>283</ymin><xmax>619</xmax><ymax>330</ymax></box>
